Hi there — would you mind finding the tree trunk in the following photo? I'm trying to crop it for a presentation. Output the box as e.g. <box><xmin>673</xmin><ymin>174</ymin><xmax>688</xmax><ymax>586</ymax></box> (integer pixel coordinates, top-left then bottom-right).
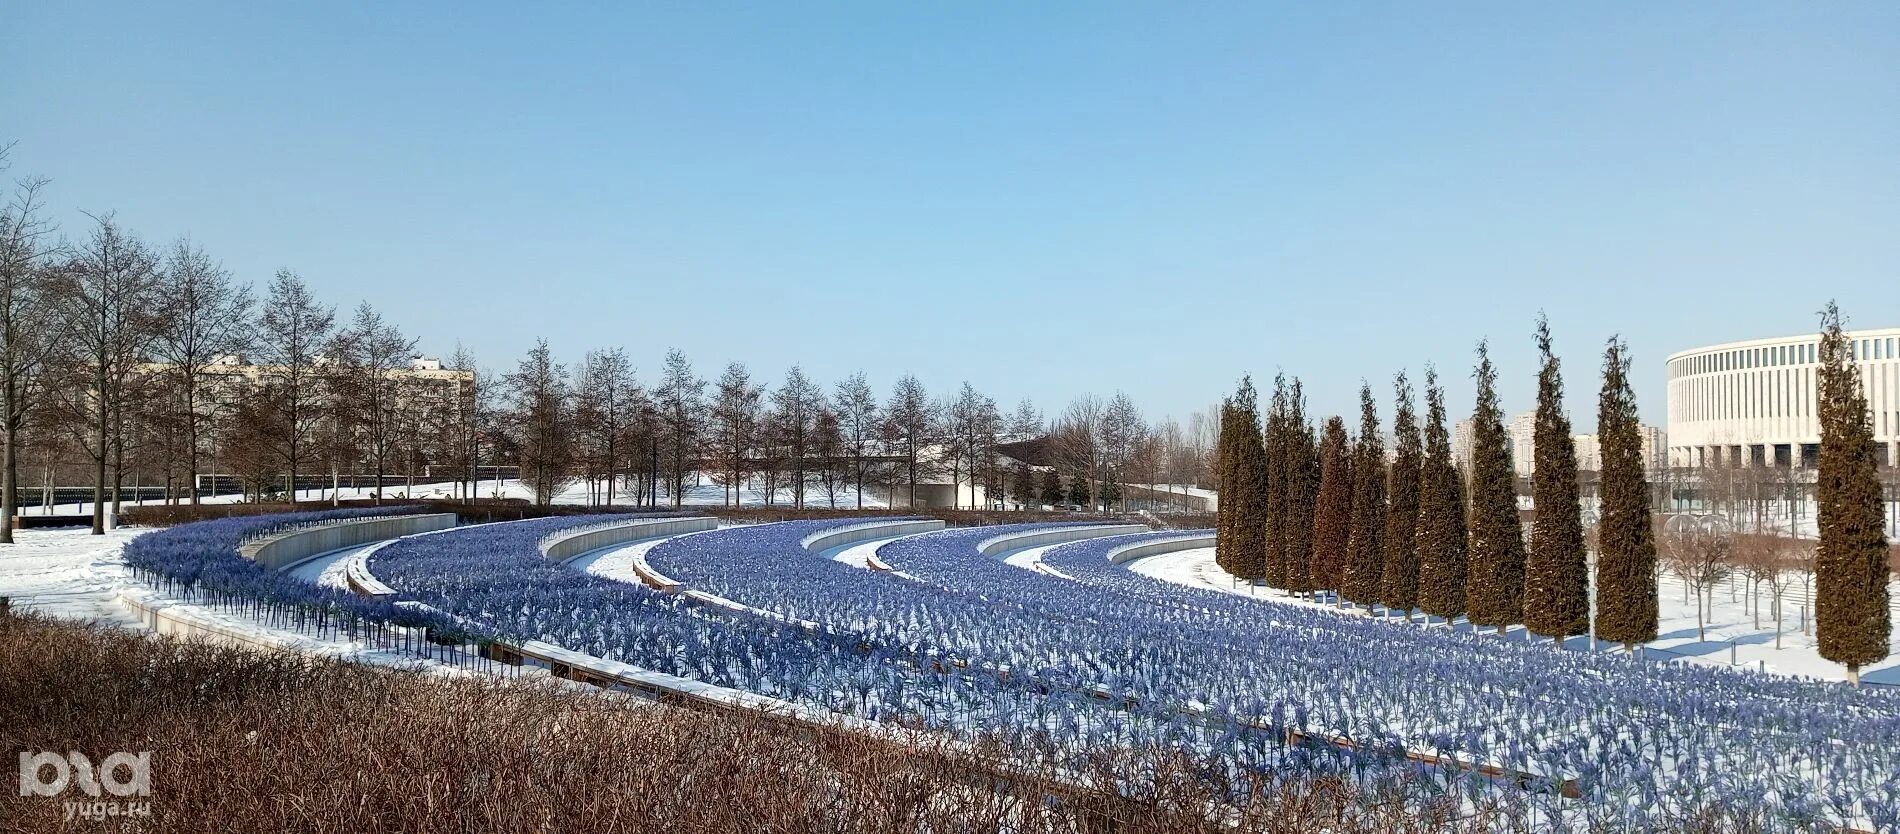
<box><xmin>1</xmin><ymin>430</ymin><xmax>17</xmax><ymax>545</ymax></box>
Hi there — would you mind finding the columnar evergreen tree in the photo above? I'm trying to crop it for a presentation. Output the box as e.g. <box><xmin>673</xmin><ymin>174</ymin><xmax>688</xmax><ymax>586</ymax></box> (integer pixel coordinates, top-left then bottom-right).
<box><xmin>1230</xmin><ymin>387</ymin><xmax>1271</xmax><ymax>582</ymax></box>
<box><xmin>1343</xmin><ymin>384</ymin><xmax>1386</xmax><ymax>608</ymax></box>
<box><xmin>1381</xmin><ymin>372</ymin><xmax>1422</xmax><ymax>620</ymax></box>
<box><xmin>1214</xmin><ymin>397</ymin><xmax>1239</xmax><ymax>573</ymax></box>
<box><xmin>1415</xmin><ymin>367</ymin><xmax>1469</xmax><ymax>625</ymax></box>
<box><xmin>1593</xmin><ymin>337</ymin><xmax>1658</xmax><ymax>651</ymax></box>
<box><xmin>1262</xmin><ymin>374</ymin><xmax>1290</xmax><ymax>589</ymax></box>
<box><xmin>1524</xmin><ymin>316</ymin><xmax>1589</xmax><ymax>640</ymax></box>
<box><xmin>1465</xmin><ymin>341</ymin><xmax>1527</xmax><ymax>635</ymax></box>
<box><xmin>1281</xmin><ymin>379</ymin><xmax>1318</xmax><ymax>596</ymax></box>
<box><xmin>1311</xmin><ymin>416</ymin><xmax>1354</xmax><ymax>603</ymax></box>
<box><xmin>1814</xmin><ymin>302</ymin><xmax>1892</xmax><ymax>685</ymax></box>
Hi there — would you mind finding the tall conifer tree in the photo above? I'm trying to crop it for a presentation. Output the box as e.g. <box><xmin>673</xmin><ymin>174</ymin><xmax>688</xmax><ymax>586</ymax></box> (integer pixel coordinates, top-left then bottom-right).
<box><xmin>1232</xmin><ymin>387</ymin><xmax>1272</xmax><ymax>581</ymax></box>
<box><xmin>1382</xmin><ymin>372</ymin><xmax>1422</xmax><ymax>619</ymax></box>
<box><xmin>1524</xmin><ymin>316</ymin><xmax>1590</xmax><ymax>640</ymax></box>
<box><xmin>1282</xmin><ymin>380</ymin><xmax>1319</xmax><ymax>596</ymax></box>
<box><xmin>1214</xmin><ymin>395</ymin><xmax>1240</xmax><ymax>574</ymax></box>
<box><xmin>1263</xmin><ymin>374</ymin><xmax>1290</xmax><ymax>589</ymax></box>
<box><xmin>1814</xmin><ymin>302</ymin><xmax>1892</xmax><ymax>685</ymax></box>
<box><xmin>1466</xmin><ymin>341</ymin><xmax>1527</xmax><ymax>635</ymax></box>
<box><xmin>1594</xmin><ymin>337</ymin><xmax>1657</xmax><ymax>651</ymax></box>
<box><xmin>1344</xmin><ymin>384</ymin><xmax>1387</xmax><ymax>608</ymax></box>
<box><xmin>1416</xmin><ymin>367</ymin><xmax>1469</xmax><ymax>624</ymax></box>
<box><xmin>1311</xmin><ymin>416</ymin><xmax>1354</xmax><ymax>603</ymax></box>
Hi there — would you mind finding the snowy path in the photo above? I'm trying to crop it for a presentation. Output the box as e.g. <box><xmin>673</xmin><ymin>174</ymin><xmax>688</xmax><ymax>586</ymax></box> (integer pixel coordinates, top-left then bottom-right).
<box><xmin>1128</xmin><ymin>545</ymin><xmax>1900</xmax><ymax>685</ymax></box>
<box><xmin>998</xmin><ymin>542</ymin><xmax>1076</xmax><ymax>578</ymax></box>
<box><xmin>287</xmin><ymin>543</ymin><xmax>384</xmax><ymax>590</ymax></box>
<box><xmin>826</xmin><ymin>534</ymin><xmax>925</xmax><ymax>569</ymax></box>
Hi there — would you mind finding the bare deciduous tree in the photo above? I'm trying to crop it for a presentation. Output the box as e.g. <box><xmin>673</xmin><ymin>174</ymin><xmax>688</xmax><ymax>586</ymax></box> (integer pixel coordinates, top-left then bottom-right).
<box><xmin>254</xmin><ymin>270</ymin><xmax>336</xmax><ymax>504</ymax></box>
<box><xmin>885</xmin><ymin>374</ymin><xmax>931</xmax><ymax>509</ymax></box>
<box><xmin>52</xmin><ymin>214</ymin><xmax>161</xmax><ymax>533</ymax></box>
<box><xmin>335</xmin><ymin>303</ymin><xmax>415</xmax><ymax>504</ymax></box>
<box><xmin>832</xmin><ymin>372</ymin><xmax>880</xmax><ymax>509</ymax></box>
<box><xmin>653</xmin><ymin>348</ymin><xmax>704</xmax><ymax>507</ymax></box>
<box><xmin>148</xmin><ymin>238</ymin><xmax>252</xmax><ymax>506</ymax></box>
<box><xmin>709</xmin><ymin>362</ymin><xmax>763</xmax><ymax>507</ymax></box>
<box><xmin>503</xmin><ymin>339</ymin><xmax>569</xmax><ymax>506</ymax></box>
<box><xmin>1661</xmin><ymin>519</ymin><xmax>1733</xmax><ymax>641</ymax></box>
<box><xmin>772</xmin><ymin>365</ymin><xmax>824</xmax><ymax>508</ymax></box>
<box><xmin>0</xmin><ymin>172</ymin><xmax>72</xmax><ymax>542</ymax></box>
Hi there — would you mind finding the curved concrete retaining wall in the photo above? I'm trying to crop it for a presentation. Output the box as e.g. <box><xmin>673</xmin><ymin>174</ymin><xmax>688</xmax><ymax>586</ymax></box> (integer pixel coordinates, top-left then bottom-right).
<box><xmin>541</xmin><ymin>517</ymin><xmax>719</xmax><ymax>563</ymax></box>
<box><xmin>800</xmin><ymin>519</ymin><xmax>945</xmax><ymax>554</ymax></box>
<box><xmin>1106</xmin><ymin>534</ymin><xmax>1215</xmax><ymax>565</ymax></box>
<box><xmin>977</xmin><ymin>524</ymin><xmax>1150</xmax><ymax>558</ymax></box>
<box><xmin>242</xmin><ymin>513</ymin><xmax>459</xmax><ymax>571</ymax></box>
<box><xmin>117</xmin><ymin>592</ymin><xmax>301</xmax><ymax>653</ymax></box>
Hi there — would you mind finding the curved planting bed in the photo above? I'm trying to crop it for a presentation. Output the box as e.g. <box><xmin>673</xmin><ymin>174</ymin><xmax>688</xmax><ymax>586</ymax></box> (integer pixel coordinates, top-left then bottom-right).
<box><xmin>125</xmin><ymin>511</ymin><xmax>1900</xmax><ymax>828</ymax></box>
<box><xmin>121</xmin><ymin>506</ymin><xmax>477</xmax><ymax>645</ymax></box>
<box><xmin>930</xmin><ymin>528</ymin><xmax>1900</xmax><ymax>828</ymax></box>
<box><xmin>363</xmin><ymin>515</ymin><xmax>1063</xmax><ymax>728</ymax></box>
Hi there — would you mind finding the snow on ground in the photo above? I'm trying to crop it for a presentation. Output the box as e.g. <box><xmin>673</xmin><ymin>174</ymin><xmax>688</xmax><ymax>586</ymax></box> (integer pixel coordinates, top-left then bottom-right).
<box><xmin>827</xmin><ymin>534</ymin><xmax>922</xmax><ymax>569</ymax></box>
<box><xmin>999</xmin><ymin>542</ymin><xmax>1075</xmax><ymax>577</ymax></box>
<box><xmin>23</xmin><ymin>473</ymin><xmax>890</xmax><ymax>515</ymax></box>
<box><xmin>576</xmin><ymin>532</ymin><xmax>699</xmax><ymax>582</ymax></box>
<box><xmin>287</xmin><ymin>542</ymin><xmax>383</xmax><ymax>591</ymax></box>
<box><xmin>0</xmin><ymin>528</ymin><xmax>146</xmax><ymax>627</ymax></box>
<box><xmin>0</xmin><ymin>527</ymin><xmax>477</xmax><ymax>672</ymax></box>
<box><xmin>1126</xmin><ymin>545</ymin><xmax>1900</xmax><ymax>686</ymax></box>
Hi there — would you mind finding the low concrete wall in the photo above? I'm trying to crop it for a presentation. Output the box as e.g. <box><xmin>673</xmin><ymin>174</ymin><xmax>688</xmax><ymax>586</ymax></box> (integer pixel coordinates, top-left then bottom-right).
<box><xmin>540</xmin><ymin>517</ymin><xmax>719</xmax><ymax>564</ymax></box>
<box><xmin>242</xmin><ymin>513</ymin><xmax>459</xmax><ymax>571</ymax></box>
<box><xmin>117</xmin><ymin>592</ymin><xmax>299</xmax><ymax>654</ymax></box>
<box><xmin>976</xmin><ymin>524</ymin><xmax>1149</xmax><ymax>558</ymax></box>
<box><xmin>801</xmin><ymin>519</ymin><xmax>946</xmax><ymax>554</ymax></box>
<box><xmin>1106</xmin><ymin>534</ymin><xmax>1215</xmax><ymax>565</ymax></box>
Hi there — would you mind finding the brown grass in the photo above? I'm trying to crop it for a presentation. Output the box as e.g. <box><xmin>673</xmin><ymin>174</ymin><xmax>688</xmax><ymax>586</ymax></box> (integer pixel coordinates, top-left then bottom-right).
<box><xmin>0</xmin><ymin>611</ymin><xmax>1795</xmax><ymax>833</ymax></box>
<box><xmin>0</xmin><ymin>610</ymin><xmax>1595</xmax><ymax>834</ymax></box>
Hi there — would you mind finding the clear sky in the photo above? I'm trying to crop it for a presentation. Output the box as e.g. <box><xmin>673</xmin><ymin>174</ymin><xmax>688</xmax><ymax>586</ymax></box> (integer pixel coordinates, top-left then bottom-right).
<box><xmin>5</xmin><ymin>3</ymin><xmax>1897</xmax><ymax>429</ymax></box>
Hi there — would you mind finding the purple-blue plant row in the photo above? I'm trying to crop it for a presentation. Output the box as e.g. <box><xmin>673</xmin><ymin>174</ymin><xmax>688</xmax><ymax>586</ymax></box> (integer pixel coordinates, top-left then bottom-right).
<box><xmin>121</xmin><ymin>506</ymin><xmax>466</xmax><ymax>637</ymax></box>
<box><xmin>662</xmin><ymin>522</ymin><xmax>1900</xmax><ymax>829</ymax></box>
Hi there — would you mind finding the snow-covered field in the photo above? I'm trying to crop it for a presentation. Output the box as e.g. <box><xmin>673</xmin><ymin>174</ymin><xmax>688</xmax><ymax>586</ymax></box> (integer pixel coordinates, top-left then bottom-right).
<box><xmin>1128</xmin><ymin>545</ymin><xmax>1900</xmax><ymax>685</ymax></box>
<box><xmin>0</xmin><ymin>528</ymin><xmax>145</xmax><ymax>626</ymax></box>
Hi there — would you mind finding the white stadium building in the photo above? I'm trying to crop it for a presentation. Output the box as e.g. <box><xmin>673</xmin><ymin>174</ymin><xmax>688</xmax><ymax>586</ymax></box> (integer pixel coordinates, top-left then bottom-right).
<box><xmin>1666</xmin><ymin>328</ymin><xmax>1900</xmax><ymax>470</ymax></box>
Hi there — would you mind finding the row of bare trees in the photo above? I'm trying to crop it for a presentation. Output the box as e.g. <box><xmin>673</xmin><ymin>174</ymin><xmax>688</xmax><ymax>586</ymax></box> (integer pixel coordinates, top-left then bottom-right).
<box><xmin>0</xmin><ymin>149</ymin><xmax>493</xmax><ymax>537</ymax></box>
<box><xmin>2</xmin><ymin>147</ymin><xmax>1220</xmax><ymax>523</ymax></box>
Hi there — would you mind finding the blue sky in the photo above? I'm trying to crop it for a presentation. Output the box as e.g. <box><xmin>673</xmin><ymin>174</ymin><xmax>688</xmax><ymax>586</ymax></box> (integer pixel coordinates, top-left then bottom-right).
<box><xmin>5</xmin><ymin>3</ymin><xmax>1897</xmax><ymax>428</ymax></box>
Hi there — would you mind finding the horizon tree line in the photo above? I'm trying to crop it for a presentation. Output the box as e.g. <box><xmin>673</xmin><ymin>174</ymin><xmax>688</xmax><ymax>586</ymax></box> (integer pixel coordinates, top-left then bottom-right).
<box><xmin>0</xmin><ymin>149</ymin><xmax>1217</xmax><ymax>537</ymax></box>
